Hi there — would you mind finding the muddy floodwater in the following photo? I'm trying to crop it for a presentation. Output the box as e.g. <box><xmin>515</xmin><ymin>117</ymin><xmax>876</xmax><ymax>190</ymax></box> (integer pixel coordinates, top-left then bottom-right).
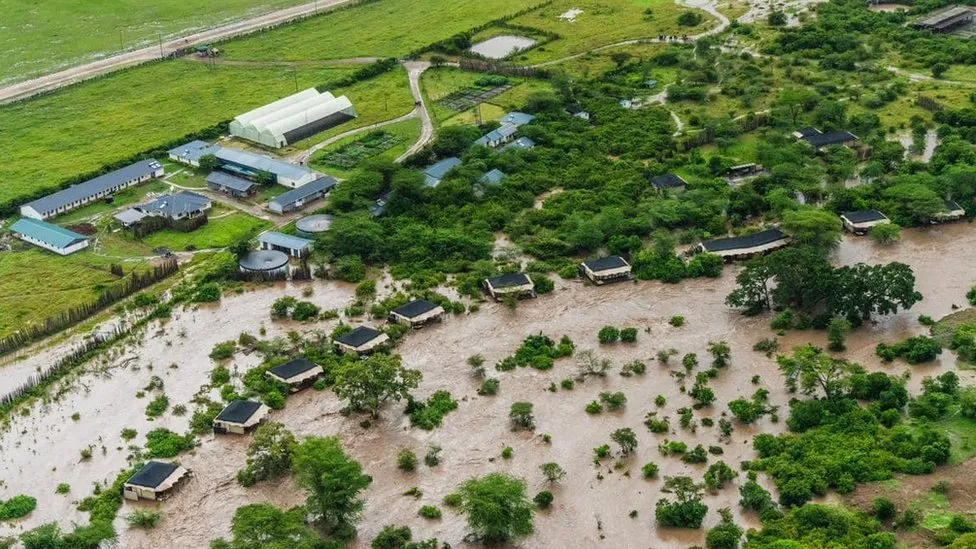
<box><xmin>2</xmin><ymin>223</ymin><xmax>975</xmax><ymax>547</ymax></box>
<box><xmin>469</xmin><ymin>35</ymin><xmax>538</xmax><ymax>59</ymax></box>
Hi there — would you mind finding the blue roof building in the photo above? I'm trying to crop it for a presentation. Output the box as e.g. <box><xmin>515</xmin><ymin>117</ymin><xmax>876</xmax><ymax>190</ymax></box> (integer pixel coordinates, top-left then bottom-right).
<box><xmin>500</xmin><ymin>112</ymin><xmax>536</xmax><ymax>126</ymax></box>
<box><xmin>423</xmin><ymin>157</ymin><xmax>462</xmax><ymax>188</ymax></box>
<box><xmin>258</xmin><ymin>231</ymin><xmax>314</xmax><ymax>257</ymax></box>
<box><xmin>500</xmin><ymin>137</ymin><xmax>536</xmax><ymax>152</ymax></box>
<box><xmin>268</xmin><ymin>176</ymin><xmax>338</xmax><ymax>214</ymax></box>
<box><xmin>480</xmin><ymin>169</ymin><xmax>506</xmax><ymax>186</ymax></box>
<box><xmin>167</xmin><ymin>140</ymin><xmax>222</xmax><ymax>166</ymax></box>
<box><xmin>10</xmin><ymin>218</ymin><xmax>90</xmax><ymax>255</ymax></box>
<box><xmin>214</xmin><ymin>148</ymin><xmax>318</xmax><ymax>188</ymax></box>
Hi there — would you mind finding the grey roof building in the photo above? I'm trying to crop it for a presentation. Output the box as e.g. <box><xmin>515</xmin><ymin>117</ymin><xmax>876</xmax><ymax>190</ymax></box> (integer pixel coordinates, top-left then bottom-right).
<box><xmin>168</xmin><ymin>140</ymin><xmax>222</xmax><ymax>166</ymax></box>
<box><xmin>650</xmin><ymin>173</ymin><xmax>687</xmax><ymax>190</ymax></box>
<box><xmin>268</xmin><ymin>176</ymin><xmax>338</xmax><ymax>214</ymax></box>
<box><xmin>138</xmin><ymin>191</ymin><xmax>212</xmax><ymax>219</ymax></box>
<box><xmin>207</xmin><ymin>171</ymin><xmax>257</xmax><ymax>197</ymax></box>
<box><xmin>480</xmin><ymin>169</ymin><xmax>506</xmax><ymax>186</ymax></box>
<box><xmin>123</xmin><ymin>461</ymin><xmax>190</xmax><ymax>501</ymax></box>
<box><xmin>389</xmin><ymin>299</ymin><xmax>445</xmax><ymax>327</ymax></box>
<box><xmin>266</xmin><ymin>357</ymin><xmax>322</xmax><ymax>391</ymax></box>
<box><xmin>21</xmin><ymin>159</ymin><xmax>164</xmax><ymax>220</ymax></box>
<box><xmin>423</xmin><ymin>157</ymin><xmax>462</xmax><ymax>188</ymax></box>
<box><xmin>215</xmin><ymin>148</ymin><xmax>318</xmax><ymax>188</ymax></box>
<box><xmin>369</xmin><ymin>191</ymin><xmax>394</xmax><ymax>218</ymax></box>
<box><xmin>500</xmin><ymin>137</ymin><xmax>536</xmax><ymax>152</ymax></box>
<box><xmin>501</xmin><ymin>112</ymin><xmax>536</xmax><ymax>126</ymax></box>
<box><xmin>258</xmin><ymin>231</ymin><xmax>314</xmax><ymax>257</ymax></box>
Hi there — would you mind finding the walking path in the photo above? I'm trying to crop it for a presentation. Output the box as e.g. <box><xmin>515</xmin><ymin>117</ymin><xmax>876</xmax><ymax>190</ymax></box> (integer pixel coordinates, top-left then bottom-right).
<box><xmin>0</xmin><ymin>0</ymin><xmax>352</xmax><ymax>104</ymax></box>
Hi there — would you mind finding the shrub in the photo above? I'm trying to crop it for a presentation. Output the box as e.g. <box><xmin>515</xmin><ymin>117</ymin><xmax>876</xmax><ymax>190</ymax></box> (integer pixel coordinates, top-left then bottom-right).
<box><xmin>534</xmin><ymin>491</ymin><xmax>554</xmax><ymax>509</ymax></box>
<box><xmin>655</xmin><ymin>395</ymin><xmax>667</xmax><ymax>407</ymax></box>
<box><xmin>598</xmin><ymin>326</ymin><xmax>620</xmax><ymax>344</ymax></box>
<box><xmin>291</xmin><ymin>301</ymin><xmax>320</xmax><ymax>321</ymax></box>
<box><xmin>873</xmin><ymin>497</ymin><xmax>896</xmax><ymax>521</ymax></box>
<box><xmin>561</xmin><ymin>378</ymin><xmax>574</xmax><ymax>390</ymax></box>
<box><xmin>585</xmin><ymin>401</ymin><xmax>603</xmax><ymax>414</ymax></box>
<box><xmin>620</xmin><ymin>327</ymin><xmax>638</xmax><ymax>342</ymax></box>
<box><xmin>501</xmin><ymin>446</ymin><xmax>513</xmax><ymax>459</ymax></box>
<box><xmin>876</xmin><ymin>336</ymin><xmax>942</xmax><ymax>364</ymax></box>
<box><xmin>871</xmin><ymin>223</ymin><xmax>901</xmax><ymax>245</ymax></box>
<box><xmin>682</xmin><ymin>445</ymin><xmax>708</xmax><ymax>464</ymax></box>
<box><xmin>192</xmin><ymin>282</ymin><xmax>221</xmax><ymax>303</ymax></box>
<box><xmin>600</xmin><ymin>391</ymin><xmax>627</xmax><ymax>410</ymax></box>
<box><xmin>372</xmin><ymin>525</ymin><xmax>412</xmax><ymax>549</ymax></box>
<box><xmin>209</xmin><ymin>340</ymin><xmax>236</xmax><ymax>361</ymax></box>
<box><xmin>407</xmin><ymin>390</ymin><xmax>459</xmax><ymax>430</ymax></box>
<box><xmin>0</xmin><ymin>495</ymin><xmax>37</xmax><ymax>520</ymax></box>
<box><xmin>418</xmin><ymin>505</ymin><xmax>441</xmax><ymax>519</ymax></box>
<box><xmin>704</xmin><ymin>461</ymin><xmax>738</xmax><ymax>491</ymax></box>
<box><xmin>145</xmin><ymin>394</ymin><xmax>169</xmax><ymax>418</ymax></box>
<box><xmin>424</xmin><ymin>445</ymin><xmax>442</xmax><ymax>467</ymax></box>
<box><xmin>443</xmin><ymin>493</ymin><xmax>462</xmax><ymax>507</ymax></box>
<box><xmin>56</xmin><ymin>483</ymin><xmax>70</xmax><ymax>494</ymax></box>
<box><xmin>669</xmin><ymin>316</ymin><xmax>685</xmax><ymax>327</ymax></box>
<box><xmin>145</xmin><ymin>428</ymin><xmax>195</xmax><ymax>458</ymax></box>
<box><xmin>398</xmin><ymin>449</ymin><xmax>419</xmax><ymax>472</ymax></box>
<box><xmin>642</xmin><ymin>462</ymin><xmax>660</xmax><ymax>478</ymax></box>
<box><xmin>509</xmin><ymin>402</ymin><xmax>535</xmax><ymax>430</ymax></box>
<box><xmin>210</xmin><ymin>365</ymin><xmax>231</xmax><ymax>385</ymax></box>
<box><xmin>126</xmin><ymin>509</ymin><xmax>162</xmax><ymax>529</ymax></box>
<box><xmin>478</xmin><ymin>378</ymin><xmax>500</xmax><ymax>396</ymax></box>
<box><xmin>678</xmin><ymin>10</ymin><xmax>703</xmax><ymax>26</ymax></box>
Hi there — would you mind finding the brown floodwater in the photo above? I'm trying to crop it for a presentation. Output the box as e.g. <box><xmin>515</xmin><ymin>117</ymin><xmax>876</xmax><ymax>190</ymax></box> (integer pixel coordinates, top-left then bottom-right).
<box><xmin>2</xmin><ymin>223</ymin><xmax>975</xmax><ymax>547</ymax></box>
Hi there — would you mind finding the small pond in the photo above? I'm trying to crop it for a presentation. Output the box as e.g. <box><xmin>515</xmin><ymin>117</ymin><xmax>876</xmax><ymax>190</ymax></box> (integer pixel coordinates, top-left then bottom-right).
<box><xmin>469</xmin><ymin>35</ymin><xmax>537</xmax><ymax>59</ymax></box>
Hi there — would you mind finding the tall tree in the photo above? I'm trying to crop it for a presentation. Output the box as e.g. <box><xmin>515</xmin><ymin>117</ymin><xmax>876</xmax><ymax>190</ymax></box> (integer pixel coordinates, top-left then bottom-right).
<box><xmin>458</xmin><ymin>473</ymin><xmax>534</xmax><ymax>544</ymax></box>
<box><xmin>781</xmin><ymin>209</ymin><xmax>843</xmax><ymax>251</ymax></box>
<box><xmin>776</xmin><ymin>345</ymin><xmax>859</xmax><ymax>400</ymax></box>
<box><xmin>291</xmin><ymin>436</ymin><xmax>372</xmax><ymax>540</ymax></box>
<box><xmin>210</xmin><ymin>504</ymin><xmax>326</xmax><ymax>549</ymax></box>
<box><xmin>333</xmin><ymin>354</ymin><xmax>421</xmax><ymax>418</ymax></box>
<box><xmin>725</xmin><ymin>255</ymin><xmax>774</xmax><ymax>314</ymax></box>
<box><xmin>829</xmin><ymin>262</ymin><xmax>922</xmax><ymax>322</ymax></box>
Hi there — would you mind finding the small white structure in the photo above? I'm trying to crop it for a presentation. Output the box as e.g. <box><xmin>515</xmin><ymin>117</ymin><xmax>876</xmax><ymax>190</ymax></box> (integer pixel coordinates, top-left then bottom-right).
<box><xmin>123</xmin><ymin>461</ymin><xmax>190</xmax><ymax>502</ymax></box>
<box><xmin>258</xmin><ymin>232</ymin><xmax>313</xmax><ymax>258</ymax></box>
<box><xmin>266</xmin><ymin>357</ymin><xmax>323</xmax><ymax>392</ymax></box>
<box><xmin>580</xmin><ymin>256</ymin><xmax>632</xmax><ymax>285</ymax></box>
<box><xmin>268</xmin><ymin>176</ymin><xmax>337</xmax><ymax>213</ymax></box>
<box><xmin>9</xmin><ymin>218</ymin><xmax>89</xmax><ymax>256</ymax></box>
<box><xmin>229</xmin><ymin>89</ymin><xmax>357</xmax><ymax>149</ymax></box>
<box><xmin>484</xmin><ymin>273</ymin><xmax>536</xmax><ymax>300</ymax></box>
<box><xmin>335</xmin><ymin>326</ymin><xmax>390</xmax><ymax>355</ymax></box>
<box><xmin>389</xmin><ymin>299</ymin><xmax>445</xmax><ymax>328</ymax></box>
<box><xmin>168</xmin><ymin>140</ymin><xmax>221</xmax><ymax>167</ymax></box>
<box><xmin>840</xmin><ymin>210</ymin><xmax>889</xmax><ymax>235</ymax></box>
<box><xmin>213</xmin><ymin>400</ymin><xmax>270</xmax><ymax>435</ymax></box>
<box><xmin>698</xmin><ymin>228</ymin><xmax>790</xmax><ymax>261</ymax></box>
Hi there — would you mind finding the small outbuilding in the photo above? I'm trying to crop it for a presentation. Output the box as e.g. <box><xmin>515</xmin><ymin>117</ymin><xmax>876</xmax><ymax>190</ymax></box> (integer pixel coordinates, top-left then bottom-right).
<box><xmin>207</xmin><ymin>171</ymin><xmax>257</xmax><ymax>198</ymax></box>
<box><xmin>268</xmin><ymin>176</ymin><xmax>338</xmax><ymax>214</ymax></box>
<box><xmin>794</xmin><ymin>128</ymin><xmax>859</xmax><ymax>150</ymax></box>
<box><xmin>258</xmin><ymin>231</ymin><xmax>313</xmax><ymax>258</ymax></box>
<box><xmin>484</xmin><ymin>273</ymin><xmax>536</xmax><ymax>300</ymax></box>
<box><xmin>213</xmin><ymin>400</ymin><xmax>270</xmax><ymax>435</ymax></box>
<box><xmin>335</xmin><ymin>326</ymin><xmax>390</xmax><ymax>355</ymax></box>
<box><xmin>580</xmin><ymin>256</ymin><xmax>633</xmax><ymax>285</ymax></box>
<box><xmin>123</xmin><ymin>461</ymin><xmax>190</xmax><ymax>502</ymax></box>
<box><xmin>266</xmin><ymin>357</ymin><xmax>323</xmax><ymax>392</ymax></box>
<box><xmin>500</xmin><ymin>137</ymin><xmax>536</xmax><ymax>152</ymax></box>
<box><xmin>479</xmin><ymin>169</ymin><xmax>506</xmax><ymax>186</ymax></box>
<box><xmin>566</xmin><ymin>104</ymin><xmax>590</xmax><ymax>121</ymax></box>
<box><xmin>650</xmin><ymin>173</ymin><xmax>687</xmax><ymax>191</ymax></box>
<box><xmin>238</xmin><ymin>250</ymin><xmax>290</xmax><ymax>275</ymax></box>
<box><xmin>10</xmin><ymin>218</ymin><xmax>89</xmax><ymax>256</ymax></box>
<box><xmin>933</xmin><ymin>199</ymin><xmax>966</xmax><ymax>223</ymax></box>
<box><xmin>841</xmin><ymin>210</ymin><xmax>889</xmax><ymax>235</ymax></box>
<box><xmin>423</xmin><ymin>157</ymin><xmax>462</xmax><ymax>188</ymax></box>
<box><xmin>698</xmin><ymin>228</ymin><xmax>790</xmax><ymax>261</ymax></box>
<box><xmin>389</xmin><ymin>299</ymin><xmax>445</xmax><ymax>328</ymax></box>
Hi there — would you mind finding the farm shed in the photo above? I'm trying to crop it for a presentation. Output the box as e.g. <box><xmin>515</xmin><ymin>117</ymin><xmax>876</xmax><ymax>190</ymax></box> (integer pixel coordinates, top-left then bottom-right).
<box><xmin>213</xmin><ymin>400</ymin><xmax>270</xmax><ymax>435</ymax></box>
<box><xmin>580</xmin><ymin>256</ymin><xmax>633</xmax><ymax>284</ymax></box>
<box><xmin>698</xmin><ymin>228</ymin><xmax>790</xmax><ymax>260</ymax></box>
<box><xmin>841</xmin><ymin>210</ymin><xmax>890</xmax><ymax>235</ymax></box>
<box><xmin>266</xmin><ymin>357</ymin><xmax>323</xmax><ymax>392</ymax></box>
<box><xmin>335</xmin><ymin>326</ymin><xmax>390</xmax><ymax>355</ymax></box>
<box><xmin>258</xmin><ymin>231</ymin><xmax>313</xmax><ymax>258</ymax></box>
<box><xmin>229</xmin><ymin>88</ymin><xmax>357</xmax><ymax>149</ymax></box>
<box><xmin>268</xmin><ymin>176</ymin><xmax>338</xmax><ymax>214</ymax></box>
<box><xmin>123</xmin><ymin>461</ymin><xmax>190</xmax><ymax>502</ymax></box>
<box><xmin>423</xmin><ymin>157</ymin><xmax>462</xmax><ymax>188</ymax></box>
<box><xmin>484</xmin><ymin>273</ymin><xmax>536</xmax><ymax>300</ymax></box>
<box><xmin>389</xmin><ymin>299</ymin><xmax>445</xmax><ymax>327</ymax></box>
<box><xmin>9</xmin><ymin>218</ymin><xmax>89</xmax><ymax>256</ymax></box>
<box><xmin>207</xmin><ymin>171</ymin><xmax>257</xmax><ymax>198</ymax></box>
<box><xmin>214</xmin><ymin>148</ymin><xmax>318</xmax><ymax>189</ymax></box>
<box><xmin>20</xmin><ymin>159</ymin><xmax>164</xmax><ymax>220</ymax></box>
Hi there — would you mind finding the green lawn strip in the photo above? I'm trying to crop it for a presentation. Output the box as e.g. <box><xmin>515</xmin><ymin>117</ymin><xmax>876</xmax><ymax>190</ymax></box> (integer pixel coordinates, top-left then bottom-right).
<box><xmin>53</xmin><ymin>179</ymin><xmax>172</xmax><ymax>226</ymax></box>
<box><xmin>142</xmin><ymin>212</ymin><xmax>271</xmax><ymax>251</ymax></box>
<box><xmin>220</xmin><ymin>0</ymin><xmax>530</xmax><ymax>61</ymax></box>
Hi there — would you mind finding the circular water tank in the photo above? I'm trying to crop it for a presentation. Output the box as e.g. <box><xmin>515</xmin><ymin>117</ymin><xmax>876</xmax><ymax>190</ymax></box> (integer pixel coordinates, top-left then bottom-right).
<box><xmin>296</xmin><ymin>214</ymin><xmax>334</xmax><ymax>238</ymax></box>
<box><xmin>238</xmin><ymin>250</ymin><xmax>289</xmax><ymax>272</ymax></box>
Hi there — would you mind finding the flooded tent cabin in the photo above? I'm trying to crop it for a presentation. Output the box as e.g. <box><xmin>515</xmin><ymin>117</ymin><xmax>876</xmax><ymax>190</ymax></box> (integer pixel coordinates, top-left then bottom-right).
<box><xmin>841</xmin><ymin>210</ymin><xmax>889</xmax><ymax>235</ymax></box>
<box><xmin>697</xmin><ymin>228</ymin><xmax>790</xmax><ymax>261</ymax></box>
<box><xmin>265</xmin><ymin>357</ymin><xmax>323</xmax><ymax>392</ymax></box>
<box><xmin>335</xmin><ymin>326</ymin><xmax>390</xmax><ymax>355</ymax></box>
<box><xmin>389</xmin><ymin>299</ymin><xmax>445</xmax><ymax>328</ymax></box>
<box><xmin>484</xmin><ymin>273</ymin><xmax>536</xmax><ymax>300</ymax></box>
<box><xmin>123</xmin><ymin>461</ymin><xmax>190</xmax><ymax>502</ymax></box>
<box><xmin>725</xmin><ymin>163</ymin><xmax>764</xmax><ymax>178</ymax></box>
<box><xmin>933</xmin><ymin>199</ymin><xmax>967</xmax><ymax>223</ymax></box>
<box><xmin>650</xmin><ymin>173</ymin><xmax>687</xmax><ymax>192</ymax></box>
<box><xmin>212</xmin><ymin>400</ymin><xmax>270</xmax><ymax>435</ymax></box>
<box><xmin>580</xmin><ymin>256</ymin><xmax>633</xmax><ymax>285</ymax></box>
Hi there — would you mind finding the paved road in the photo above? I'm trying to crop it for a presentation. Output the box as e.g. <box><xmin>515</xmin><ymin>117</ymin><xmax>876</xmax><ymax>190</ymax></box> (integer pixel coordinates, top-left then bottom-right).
<box><xmin>0</xmin><ymin>0</ymin><xmax>352</xmax><ymax>105</ymax></box>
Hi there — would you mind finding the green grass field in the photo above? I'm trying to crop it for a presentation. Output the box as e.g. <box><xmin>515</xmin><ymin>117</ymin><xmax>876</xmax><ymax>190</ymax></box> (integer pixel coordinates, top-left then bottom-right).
<box><xmin>421</xmin><ymin>67</ymin><xmax>554</xmax><ymax>125</ymax></box>
<box><xmin>0</xmin><ymin>0</ymin><xmax>310</xmax><ymax>84</ymax></box>
<box><xmin>0</xmin><ymin>60</ymin><xmax>356</xmax><ymax>210</ymax></box>
<box><xmin>309</xmin><ymin>118</ymin><xmax>421</xmax><ymax>178</ymax></box>
<box><xmin>512</xmin><ymin>0</ymin><xmax>719</xmax><ymax>65</ymax></box>
<box><xmin>220</xmin><ymin>0</ymin><xmax>530</xmax><ymax>61</ymax></box>
<box><xmin>142</xmin><ymin>211</ymin><xmax>272</xmax><ymax>251</ymax></box>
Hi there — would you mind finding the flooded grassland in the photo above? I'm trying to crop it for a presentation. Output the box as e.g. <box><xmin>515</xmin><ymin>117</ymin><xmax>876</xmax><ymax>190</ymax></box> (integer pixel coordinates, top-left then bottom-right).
<box><xmin>1</xmin><ymin>223</ymin><xmax>975</xmax><ymax>548</ymax></box>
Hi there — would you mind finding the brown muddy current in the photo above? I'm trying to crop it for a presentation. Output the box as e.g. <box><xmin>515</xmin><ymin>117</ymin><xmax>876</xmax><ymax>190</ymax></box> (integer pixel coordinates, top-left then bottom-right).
<box><xmin>1</xmin><ymin>223</ymin><xmax>975</xmax><ymax>548</ymax></box>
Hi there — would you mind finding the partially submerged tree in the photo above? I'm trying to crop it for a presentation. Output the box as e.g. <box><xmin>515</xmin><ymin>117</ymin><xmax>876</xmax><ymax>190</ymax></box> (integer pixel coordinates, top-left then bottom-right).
<box><xmin>332</xmin><ymin>354</ymin><xmax>421</xmax><ymax>417</ymax></box>
<box><xmin>458</xmin><ymin>473</ymin><xmax>534</xmax><ymax>544</ymax></box>
<box><xmin>291</xmin><ymin>436</ymin><xmax>372</xmax><ymax>540</ymax></box>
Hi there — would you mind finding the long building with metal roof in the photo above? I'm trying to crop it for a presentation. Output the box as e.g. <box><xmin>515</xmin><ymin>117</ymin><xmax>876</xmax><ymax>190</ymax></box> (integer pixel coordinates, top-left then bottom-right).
<box><xmin>20</xmin><ymin>160</ymin><xmax>164</xmax><ymax>220</ymax></box>
<box><xmin>10</xmin><ymin>218</ymin><xmax>89</xmax><ymax>255</ymax></box>
<box><xmin>214</xmin><ymin>148</ymin><xmax>318</xmax><ymax>188</ymax></box>
<box><xmin>268</xmin><ymin>176</ymin><xmax>338</xmax><ymax>214</ymax></box>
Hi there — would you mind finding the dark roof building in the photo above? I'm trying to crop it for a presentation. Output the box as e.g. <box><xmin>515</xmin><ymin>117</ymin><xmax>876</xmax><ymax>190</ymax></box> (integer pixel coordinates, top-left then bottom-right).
<box><xmin>139</xmin><ymin>191</ymin><xmax>212</xmax><ymax>219</ymax></box>
<box><xmin>369</xmin><ymin>191</ymin><xmax>394</xmax><ymax>218</ymax></box>
<box><xmin>389</xmin><ymin>299</ymin><xmax>445</xmax><ymax>327</ymax></box>
<box><xmin>335</xmin><ymin>326</ymin><xmax>390</xmax><ymax>354</ymax></box>
<box><xmin>214</xmin><ymin>400</ymin><xmax>269</xmax><ymax>434</ymax></box>
<box><xmin>20</xmin><ymin>159</ymin><xmax>164</xmax><ymax>220</ymax></box>
<box><xmin>650</xmin><ymin>173</ymin><xmax>687</xmax><ymax>190</ymax></box>
<box><xmin>484</xmin><ymin>273</ymin><xmax>536</xmax><ymax>300</ymax></box>
<box><xmin>841</xmin><ymin>210</ymin><xmax>890</xmax><ymax>234</ymax></box>
<box><xmin>268</xmin><ymin>176</ymin><xmax>338</xmax><ymax>214</ymax></box>
<box><xmin>794</xmin><ymin>128</ymin><xmax>859</xmax><ymax>149</ymax></box>
<box><xmin>935</xmin><ymin>199</ymin><xmax>967</xmax><ymax>222</ymax></box>
<box><xmin>207</xmin><ymin>171</ymin><xmax>257</xmax><ymax>197</ymax></box>
<box><xmin>266</xmin><ymin>357</ymin><xmax>322</xmax><ymax>390</ymax></box>
<box><xmin>238</xmin><ymin>250</ymin><xmax>290</xmax><ymax>274</ymax></box>
<box><xmin>914</xmin><ymin>5</ymin><xmax>975</xmax><ymax>32</ymax></box>
<box><xmin>580</xmin><ymin>256</ymin><xmax>632</xmax><ymax>284</ymax></box>
<box><xmin>698</xmin><ymin>228</ymin><xmax>790</xmax><ymax>259</ymax></box>
<box><xmin>168</xmin><ymin>140</ymin><xmax>221</xmax><ymax>166</ymax></box>
<box><xmin>123</xmin><ymin>461</ymin><xmax>189</xmax><ymax>501</ymax></box>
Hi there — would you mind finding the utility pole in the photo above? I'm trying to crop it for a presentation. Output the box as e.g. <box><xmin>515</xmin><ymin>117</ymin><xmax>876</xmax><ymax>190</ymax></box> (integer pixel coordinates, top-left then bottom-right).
<box><xmin>293</xmin><ymin>69</ymin><xmax>299</xmax><ymax>92</ymax></box>
<box><xmin>157</xmin><ymin>32</ymin><xmax>164</xmax><ymax>59</ymax></box>
<box><xmin>119</xmin><ymin>29</ymin><xmax>124</xmax><ymax>51</ymax></box>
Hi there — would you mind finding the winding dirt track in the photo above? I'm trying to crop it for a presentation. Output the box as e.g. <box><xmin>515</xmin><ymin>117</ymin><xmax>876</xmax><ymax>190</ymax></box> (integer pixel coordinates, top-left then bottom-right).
<box><xmin>0</xmin><ymin>0</ymin><xmax>352</xmax><ymax>105</ymax></box>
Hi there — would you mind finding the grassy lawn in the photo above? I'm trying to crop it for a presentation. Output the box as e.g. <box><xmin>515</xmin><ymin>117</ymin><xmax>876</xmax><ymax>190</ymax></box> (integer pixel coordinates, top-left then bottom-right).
<box><xmin>0</xmin><ymin>60</ymin><xmax>356</xmax><ymax>211</ymax></box>
<box><xmin>220</xmin><ymin>0</ymin><xmax>530</xmax><ymax>61</ymax></box>
<box><xmin>555</xmin><ymin>42</ymin><xmax>671</xmax><ymax>77</ymax></box>
<box><xmin>0</xmin><ymin>248</ymin><xmax>151</xmax><ymax>338</ymax></box>
<box><xmin>309</xmin><ymin>118</ymin><xmax>422</xmax><ymax>178</ymax></box>
<box><xmin>0</xmin><ymin>0</ymin><xmax>310</xmax><ymax>84</ymax></box>
<box><xmin>511</xmin><ymin>0</ymin><xmax>719</xmax><ymax>65</ymax></box>
<box><xmin>142</xmin><ymin>211</ymin><xmax>271</xmax><ymax>250</ymax></box>
<box><xmin>422</xmin><ymin>67</ymin><xmax>554</xmax><ymax>125</ymax></box>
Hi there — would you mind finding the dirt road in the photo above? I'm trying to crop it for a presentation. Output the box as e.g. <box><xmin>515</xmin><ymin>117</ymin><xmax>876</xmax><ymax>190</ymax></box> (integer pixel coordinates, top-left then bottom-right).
<box><xmin>0</xmin><ymin>0</ymin><xmax>352</xmax><ymax>105</ymax></box>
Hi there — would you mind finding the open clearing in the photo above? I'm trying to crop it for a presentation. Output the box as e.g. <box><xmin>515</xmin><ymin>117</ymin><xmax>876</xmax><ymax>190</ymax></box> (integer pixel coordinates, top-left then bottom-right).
<box><xmin>220</xmin><ymin>0</ymin><xmax>532</xmax><ymax>61</ymax></box>
<box><xmin>142</xmin><ymin>211</ymin><xmax>272</xmax><ymax>251</ymax></box>
<box><xmin>0</xmin><ymin>0</ymin><xmax>310</xmax><ymax>85</ymax></box>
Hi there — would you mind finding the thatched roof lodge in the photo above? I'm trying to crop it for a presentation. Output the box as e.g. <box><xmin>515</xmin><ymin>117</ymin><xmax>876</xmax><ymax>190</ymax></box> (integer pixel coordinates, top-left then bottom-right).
<box><xmin>123</xmin><ymin>461</ymin><xmax>190</xmax><ymax>502</ymax></box>
<box><xmin>266</xmin><ymin>357</ymin><xmax>323</xmax><ymax>392</ymax></box>
<box><xmin>580</xmin><ymin>256</ymin><xmax>633</xmax><ymax>284</ymax></box>
<box><xmin>697</xmin><ymin>228</ymin><xmax>790</xmax><ymax>261</ymax></box>
<box><xmin>389</xmin><ymin>299</ymin><xmax>445</xmax><ymax>328</ymax></box>
<box><xmin>213</xmin><ymin>400</ymin><xmax>270</xmax><ymax>435</ymax></box>
<box><xmin>840</xmin><ymin>210</ymin><xmax>889</xmax><ymax>235</ymax></box>
<box><xmin>335</xmin><ymin>326</ymin><xmax>390</xmax><ymax>355</ymax></box>
<box><xmin>484</xmin><ymin>273</ymin><xmax>536</xmax><ymax>300</ymax></box>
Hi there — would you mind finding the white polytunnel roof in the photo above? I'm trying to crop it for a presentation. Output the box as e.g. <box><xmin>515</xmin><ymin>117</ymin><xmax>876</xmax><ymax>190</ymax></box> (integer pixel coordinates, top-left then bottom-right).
<box><xmin>229</xmin><ymin>88</ymin><xmax>357</xmax><ymax>148</ymax></box>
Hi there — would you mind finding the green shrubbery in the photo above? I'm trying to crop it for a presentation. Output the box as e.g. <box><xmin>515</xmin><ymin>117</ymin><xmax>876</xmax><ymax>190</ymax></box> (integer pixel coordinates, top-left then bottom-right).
<box><xmin>406</xmin><ymin>390</ymin><xmax>458</xmax><ymax>430</ymax></box>
<box><xmin>495</xmin><ymin>334</ymin><xmax>573</xmax><ymax>371</ymax></box>
<box><xmin>0</xmin><ymin>495</ymin><xmax>37</xmax><ymax>521</ymax></box>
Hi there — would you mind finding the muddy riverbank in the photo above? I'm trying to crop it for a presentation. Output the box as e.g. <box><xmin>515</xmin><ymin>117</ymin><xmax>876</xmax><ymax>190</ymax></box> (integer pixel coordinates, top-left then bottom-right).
<box><xmin>1</xmin><ymin>223</ymin><xmax>974</xmax><ymax>547</ymax></box>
